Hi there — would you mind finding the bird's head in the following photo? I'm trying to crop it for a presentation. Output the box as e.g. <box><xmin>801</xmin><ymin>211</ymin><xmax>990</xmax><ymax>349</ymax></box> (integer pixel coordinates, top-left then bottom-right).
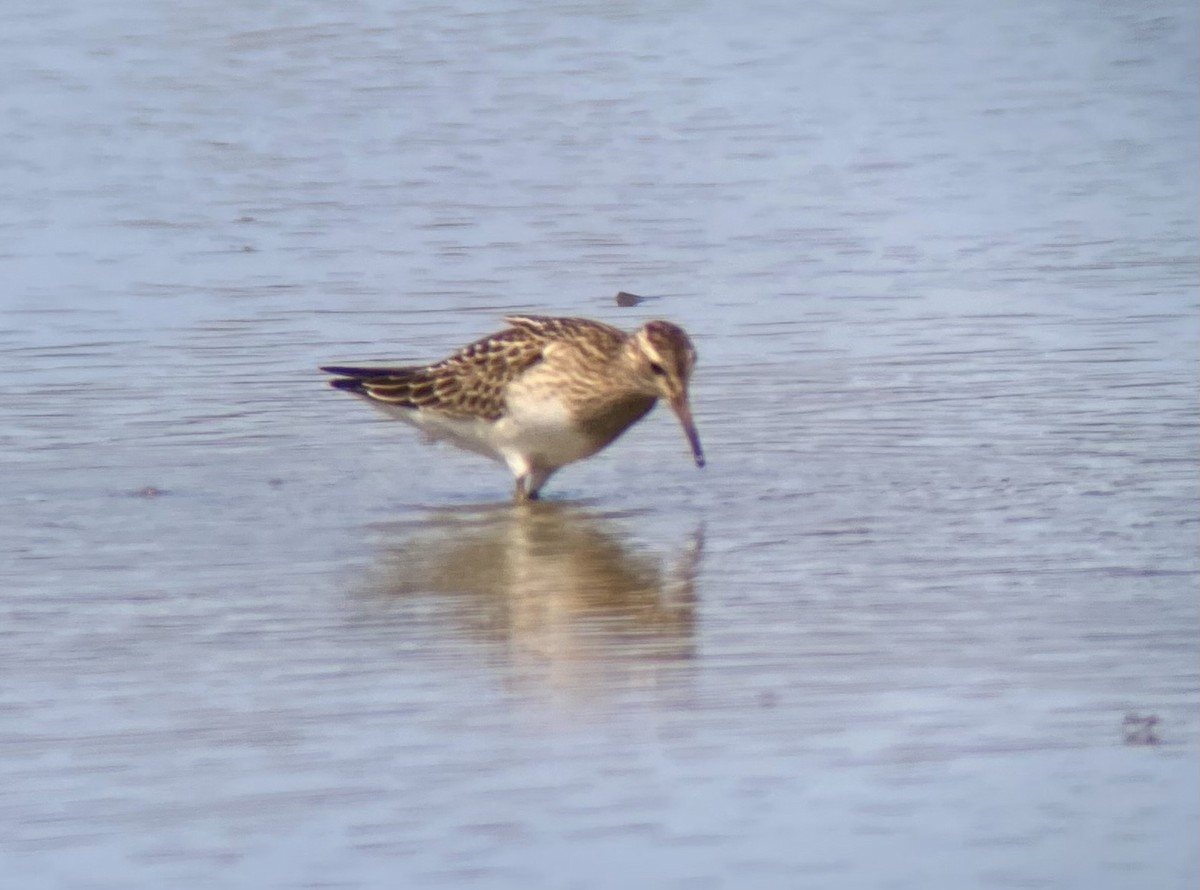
<box><xmin>631</xmin><ymin>320</ymin><xmax>705</xmax><ymax>468</ymax></box>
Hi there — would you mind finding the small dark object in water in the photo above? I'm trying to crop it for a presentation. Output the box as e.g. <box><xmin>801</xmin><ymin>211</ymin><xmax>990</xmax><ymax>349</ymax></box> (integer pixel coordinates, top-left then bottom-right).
<box><xmin>134</xmin><ymin>485</ymin><xmax>165</xmax><ymax>498</ymax></box>
<box><xmin>615</xmin><ymin>291</ymin><xmax>644</xmax><ymax>307</ymax></box>
<box><xmin>1122</xmin><ymin>713</ymin><xmax>1160</xmax><ymax>746</ymax></box>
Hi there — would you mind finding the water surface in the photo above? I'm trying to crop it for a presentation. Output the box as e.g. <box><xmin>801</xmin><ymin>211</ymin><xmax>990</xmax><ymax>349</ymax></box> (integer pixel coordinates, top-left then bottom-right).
<box><xmin>1</xmin><ymin>1</ymin><xmax>1197</xmax><ymax>887</ymax></box>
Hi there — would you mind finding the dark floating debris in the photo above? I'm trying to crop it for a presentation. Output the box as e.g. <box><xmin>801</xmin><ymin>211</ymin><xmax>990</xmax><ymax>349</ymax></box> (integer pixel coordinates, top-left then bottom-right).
<box><xmin>1122</xmin><ymin>712</ymin><xmax>1161</xmax><ymax>746</ymax></box>
<box><xmin>133</xmin><ymin>485</ymin><xmax>166</xmax><ymax>498</ymax></box>
<box><xmin>615</xmin><ymin>291</ymin><xmax>644</xmax><ymax>307</ymax></box>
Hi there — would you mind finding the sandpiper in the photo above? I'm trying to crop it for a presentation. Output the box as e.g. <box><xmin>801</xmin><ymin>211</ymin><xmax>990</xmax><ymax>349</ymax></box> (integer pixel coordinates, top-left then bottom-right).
<box><xmin>322</xmin><ymin>315</ymin><xmax>705</xmax><ymax>501</ymax></box>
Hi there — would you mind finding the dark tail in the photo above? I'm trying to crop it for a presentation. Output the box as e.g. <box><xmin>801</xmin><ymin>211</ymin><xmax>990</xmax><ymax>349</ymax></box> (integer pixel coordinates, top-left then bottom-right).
<box><xmin>320</xmin><ymin>365</ymin><xmax>412</xmax><ymax>378</ymax></box>
<box><xmin>321</xmin><ymin>365</ymin><xmax>423</xmax><ymax>395</ymax></box>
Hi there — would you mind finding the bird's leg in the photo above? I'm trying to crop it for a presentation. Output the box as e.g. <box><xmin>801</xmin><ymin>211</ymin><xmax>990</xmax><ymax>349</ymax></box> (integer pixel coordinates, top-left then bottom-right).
<box><xmin>513</xmin><ymin>480</ymin><xmax>541</xmax><ymax>502</ymax></box>
<box><xmin>525</xmin><ymin>467</ymin><xmax>552</xmax><ymax>501</ymax></box>
<box><xmin>510</xmin><ymin>462</ymin><xmax>549</xmax><ymax>503</ymax></box>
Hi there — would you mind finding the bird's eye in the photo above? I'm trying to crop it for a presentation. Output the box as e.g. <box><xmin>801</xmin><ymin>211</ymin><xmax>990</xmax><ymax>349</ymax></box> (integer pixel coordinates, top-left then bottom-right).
<box><xmin>649</xmin><ymin>362</ymin><xmax>666</xmax><ymax>376</ymax></box>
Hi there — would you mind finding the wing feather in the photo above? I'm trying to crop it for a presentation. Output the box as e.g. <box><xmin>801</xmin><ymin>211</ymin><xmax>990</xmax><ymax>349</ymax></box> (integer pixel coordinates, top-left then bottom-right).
<box><xmin>323</xmin><ymin>315</ymin><xmax>630</xmax><ymax>420</ymax></box>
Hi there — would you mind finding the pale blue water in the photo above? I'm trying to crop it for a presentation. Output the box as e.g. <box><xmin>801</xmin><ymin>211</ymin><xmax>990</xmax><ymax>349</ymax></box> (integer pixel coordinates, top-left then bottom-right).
<box><xmin>1</xmin><ymin>1</ymin><xmax>1197</xmax><ymax>888</ymax></box>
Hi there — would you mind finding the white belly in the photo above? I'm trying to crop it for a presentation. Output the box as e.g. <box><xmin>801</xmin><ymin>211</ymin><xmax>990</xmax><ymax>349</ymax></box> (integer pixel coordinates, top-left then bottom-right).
<box><xmin>362</xmin><ymin>390</ymin><xmax>597</xmax><ymax>471</ymax></box>
<box><xmin>494</xmin><ymin>391</ymin><xmax>599</xmax><ymax>469</ymax></box>
<box><xmin>366</xmin><ymin>400</ymin><xmax>507</xmax><ymax>463</ymax></box>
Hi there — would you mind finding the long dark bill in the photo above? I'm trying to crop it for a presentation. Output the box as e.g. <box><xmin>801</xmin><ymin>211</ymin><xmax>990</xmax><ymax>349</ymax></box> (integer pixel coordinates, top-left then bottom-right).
<box><xmin>670</xmin><ymin>395</ymin><xmax>706</xmax><ymax>468</ymax></box>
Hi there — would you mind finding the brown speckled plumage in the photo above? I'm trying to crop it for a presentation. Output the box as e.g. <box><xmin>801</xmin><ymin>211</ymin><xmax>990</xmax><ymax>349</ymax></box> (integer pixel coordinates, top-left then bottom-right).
<box><xmin>323</xmin><ymin>316</ymin><xmax>627</xmax><ymax>420</ymax></box>
<box><xmin>322</xmin><ymin>314</ymin><xmax>703</xmax><ymax>501</ymax></box>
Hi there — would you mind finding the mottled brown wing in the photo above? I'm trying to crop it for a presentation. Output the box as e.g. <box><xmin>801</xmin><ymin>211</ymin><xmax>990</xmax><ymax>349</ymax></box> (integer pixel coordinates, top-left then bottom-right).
<box><xmin>322</xmin><ymin>322</ymin><xmax>549</xmax><ymax>420</ymax></box>
<box><xmin>503</xmin><ymin>315</ymin><xmax>627</xmax><ymax>362</ymax></box>
<box><xmin>323</xmin><ymin>316</ymin><xmax>629</xmax><ymax>420</ymax></box>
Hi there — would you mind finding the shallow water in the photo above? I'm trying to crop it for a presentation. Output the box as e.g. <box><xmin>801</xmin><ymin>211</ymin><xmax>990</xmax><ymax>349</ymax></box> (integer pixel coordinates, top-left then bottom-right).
<box><xmin>2</xmin><ymin>0</ymin><xmax>1198</xmax><ymax>887</ymax></box>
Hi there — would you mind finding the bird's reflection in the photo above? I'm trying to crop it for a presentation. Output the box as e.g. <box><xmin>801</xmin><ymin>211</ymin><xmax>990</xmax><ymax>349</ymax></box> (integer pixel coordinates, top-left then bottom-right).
<box><xmin>359</xmin><ymin>501</ymin><xmax>702</xmax><ymax>703</ymax></box>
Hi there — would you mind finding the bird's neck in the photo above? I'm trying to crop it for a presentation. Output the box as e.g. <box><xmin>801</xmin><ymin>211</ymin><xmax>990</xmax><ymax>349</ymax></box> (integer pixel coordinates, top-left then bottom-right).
<box><xmin>574</xmin><ymin>391</ymin><xmax>657</xmax><ymax>447</ymax></box>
